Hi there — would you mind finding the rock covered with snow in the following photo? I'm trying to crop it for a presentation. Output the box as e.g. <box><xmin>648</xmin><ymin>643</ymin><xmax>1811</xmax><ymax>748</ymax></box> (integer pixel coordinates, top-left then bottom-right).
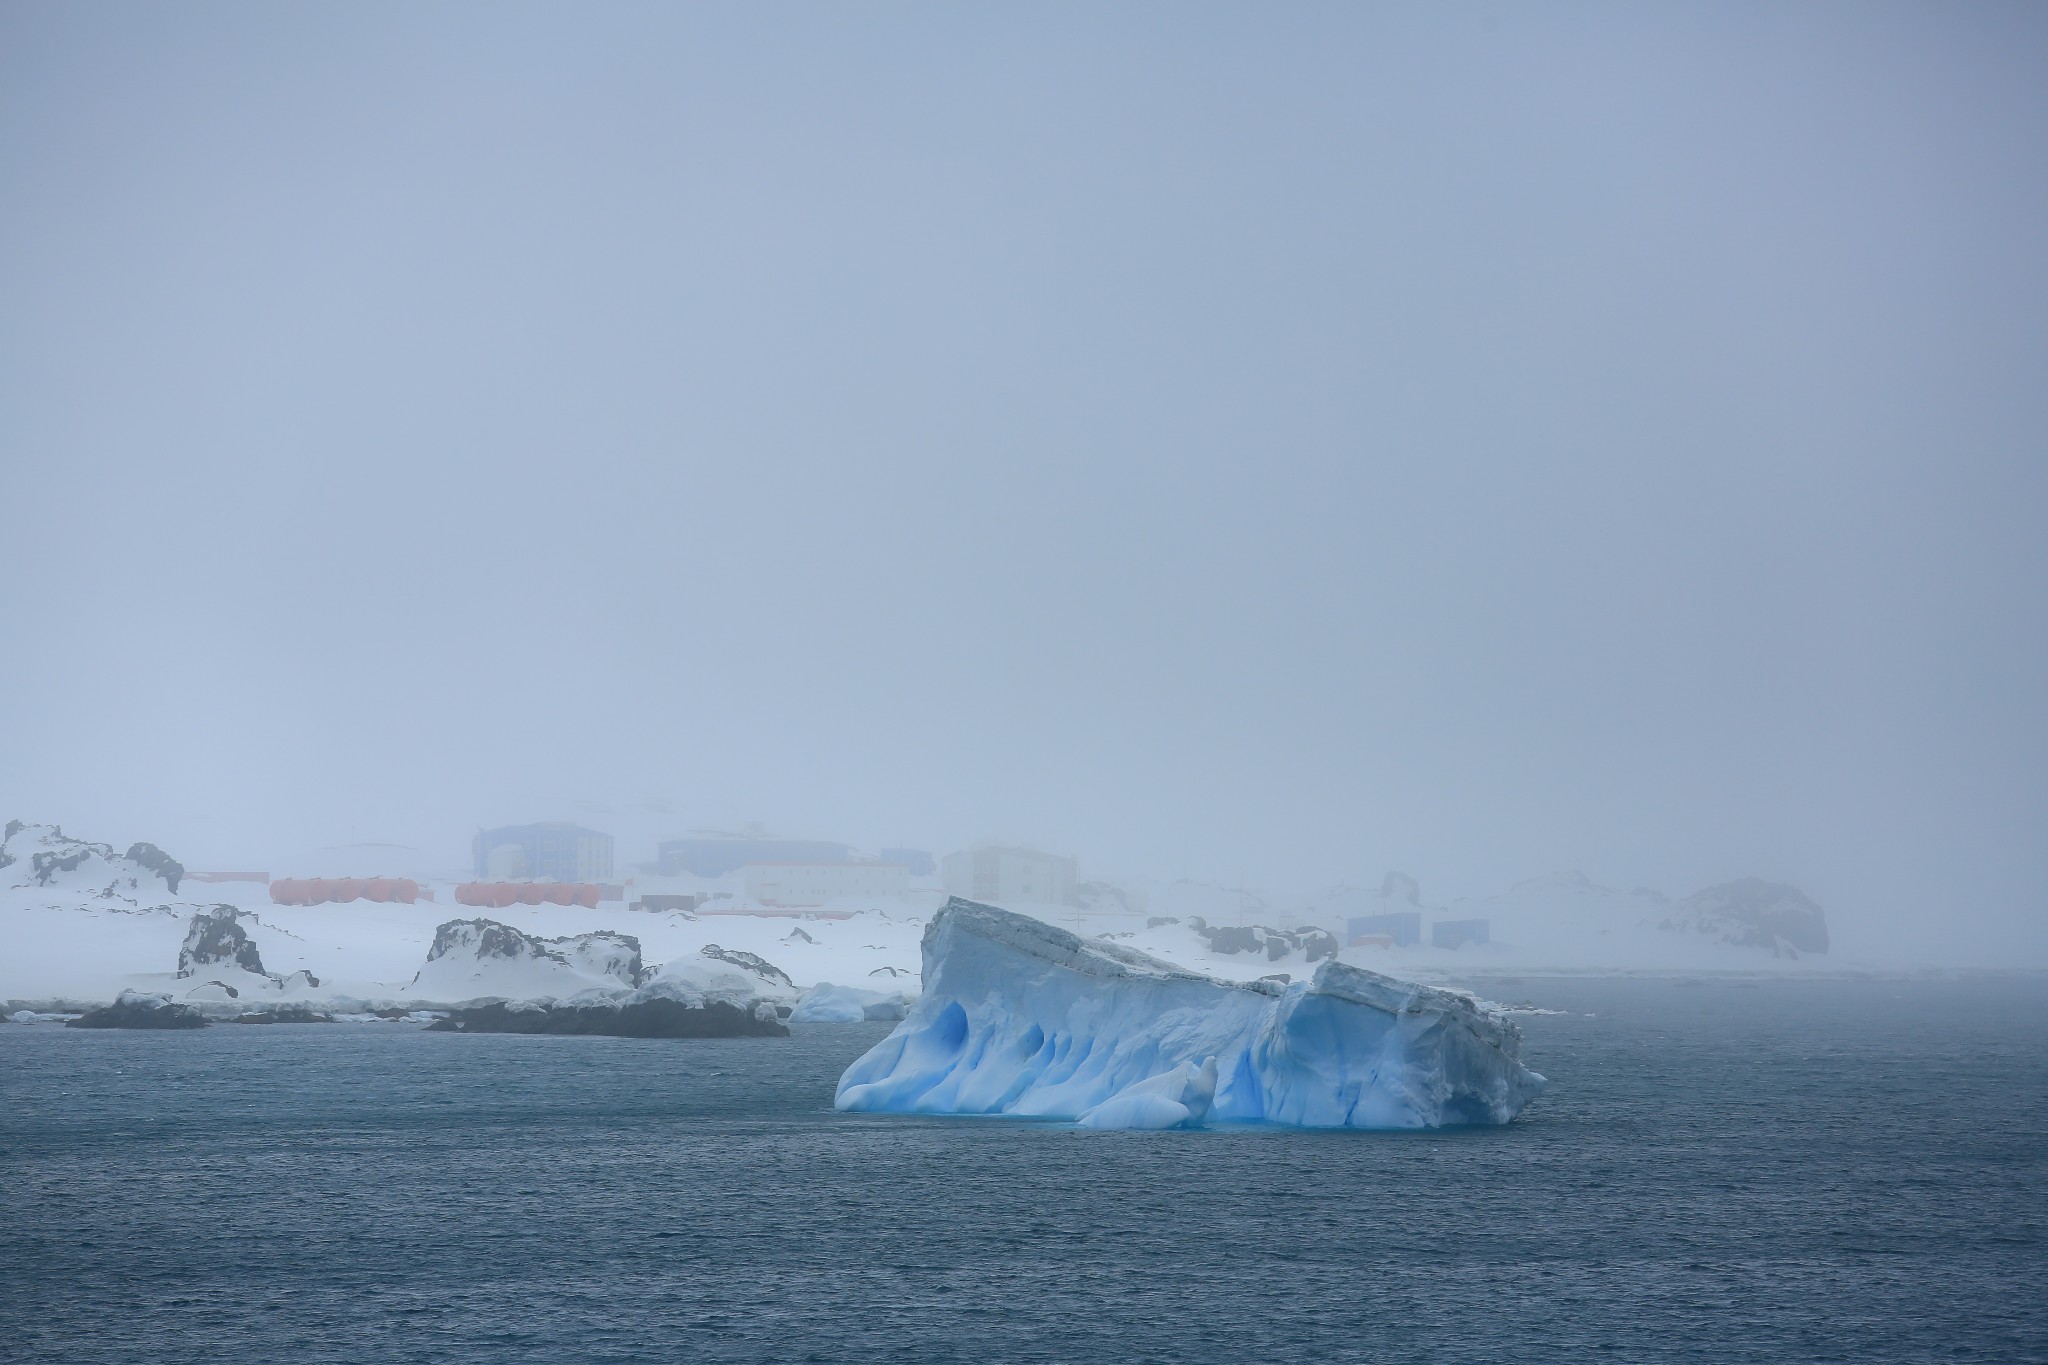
<box><xmin>1187</xmin><ymin>918</ymin><xmax>1339</xmax><ymax>964</ymax></box>
<box><xmin>836</xmin><ymin>899</ymin><xmax>1544</xmax><ymax>1130</ymax></box>
<box><xmin>700</xmin><ymin>945</ymin><xmax>795</xmax><ymax>990</ymax></box>
<box><xmin>426</xmin><ymin>945</ymin><xmax>797</xmax><ymax>1035</ymax></box>
<box><xmin>1663</xmin><ymin>879</ymin><xmax>1829</xmax><ymax>957</ymax></box>
<box><xmin>401</xmin><ymin>917</ymin><xmax>800</xmax><ymax>1035</ymax></box>
<box><xmin>1</xmin><ymin>821</ymin><xmax>185</xmax><ymax>900</ymax></box>
<box><xmin>628</xmin><ymin>951</ymin><xmax>797</xmax><ymax>1014</ymax></box>
<box><xmin>170</xmin><ymin>906</ymin><xmax>325</xmax><ymax>1002</ymax></box>
<box><xmin>1458</xmin><ymin>870</ymin><xmax>1829</xmax><ymax>962</ymax></box>
<box><xmin>405</xmin><ymin>918</ymin><xmax>650</xmax><ymax>1004</ymax></box>
<box><xmin>178</xmin><ymin>906</ymin><xmax>270</xmax><ymax>978</ymax></box>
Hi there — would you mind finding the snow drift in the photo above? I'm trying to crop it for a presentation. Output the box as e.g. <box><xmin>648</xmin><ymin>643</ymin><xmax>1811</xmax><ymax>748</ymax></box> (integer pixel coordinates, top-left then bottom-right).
<box><xmin>836</xmin><ymin>899</ymin><xmax>1544</xmax><ymax>1129</ymax></box>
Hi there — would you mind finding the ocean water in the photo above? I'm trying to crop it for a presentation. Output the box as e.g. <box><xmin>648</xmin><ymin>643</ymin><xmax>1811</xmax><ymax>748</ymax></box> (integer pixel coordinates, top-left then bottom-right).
<box><xmin>3</xmin><ymin>977</ymin><xmax>2045</xmax><ymax>1364</ymax></box>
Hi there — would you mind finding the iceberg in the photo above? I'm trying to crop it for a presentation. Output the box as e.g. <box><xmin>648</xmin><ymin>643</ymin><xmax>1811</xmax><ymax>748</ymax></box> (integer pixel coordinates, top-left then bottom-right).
<box><xmin>790</xmin><ymin>982</ymin><xmax>911</xmax><ymax>1024</ymax></box>
<box><xmin>835</xmin><ymin>899</ymin><xmax>1544</xmax><ymax>1130</ymax></box>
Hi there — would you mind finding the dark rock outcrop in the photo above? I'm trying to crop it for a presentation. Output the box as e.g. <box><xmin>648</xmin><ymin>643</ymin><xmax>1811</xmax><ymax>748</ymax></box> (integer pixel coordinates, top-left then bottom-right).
<box><xmin>233</xmin><ymin>1006</ymin><xmax>332</xmax><ymax>1024</ymax></box>
<box><xmin>66</xmin><ymin>990</ymin><xmax>208</xmax><ymax>1030</ymax></box>
<box><xmin>1190</xmin><ymin>919</ymin><xmax>1339</xmax><ymax>963</ymax></box>
<box><xmin>1666</xmin><ymin>879</ymin><xmax>1829</xmax><ymax>956</ymax></box>
<box><xmin>178</xmin><ymin>907</ymin><xmax>268</xmax><ymax>978</ymax></box>
<box><xmin>415</xmin><ymin>919</ymin><xmax>647</xmax><ymax>987</ymax></box>
<box><xmin>426</xmin><ymin>998</ymin><xmax>789</xmax><ymax>1038</ymax></box>
<box><xmin>125</xmin><ymin>843</ymin><xmax>185</xmax><ymax>894</ymax></box>
<box><xmin>32</xmin><ymin>832</ymin><xmax>115</xmax><ymax>884</ymax></box>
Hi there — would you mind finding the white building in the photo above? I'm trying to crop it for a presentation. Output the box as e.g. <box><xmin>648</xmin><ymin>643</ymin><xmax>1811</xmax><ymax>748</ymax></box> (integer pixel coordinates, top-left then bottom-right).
<box><xmin>742</xmin><ymin>861</ymin><xmax>909</xmax><ymax>907</ymax></box>
<box><xmin>941</xmin><ymin>844</ymin><xmax>1079</xmax><ymax>907</ymax></box>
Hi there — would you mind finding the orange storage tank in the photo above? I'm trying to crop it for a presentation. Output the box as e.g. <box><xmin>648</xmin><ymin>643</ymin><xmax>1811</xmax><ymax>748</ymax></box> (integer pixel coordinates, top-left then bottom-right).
<box><xmin>575</xmin><ymin>885</ymin><xmax>600</xmax><ymax>908</ymax></box>
<box><xmin>362</xmin><ymin>878</ymin><xmax>392</xmax><ymax>903</ymax></box>
<box><xmin>391</xmin><ymin>879</ymin><xmax>419</xmax><ymax>904</ymax></box>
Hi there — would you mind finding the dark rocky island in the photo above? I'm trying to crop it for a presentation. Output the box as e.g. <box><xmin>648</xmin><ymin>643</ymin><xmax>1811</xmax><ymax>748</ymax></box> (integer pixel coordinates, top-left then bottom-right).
<box><xmin>427</xmin><ymin>997</ymin><xmax>789</xmax><ymax>1038</ymax></box>
<box><xmin>66</xmin><ymin>990</ymin><xmax>208</xmax><ymax>1029</ymax></box>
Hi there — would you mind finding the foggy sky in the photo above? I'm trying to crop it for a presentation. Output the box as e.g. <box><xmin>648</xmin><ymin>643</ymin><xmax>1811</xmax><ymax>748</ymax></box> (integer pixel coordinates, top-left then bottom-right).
<box><xmin>3</xmin><ymin>3</ymin><xmax>2044</xmax><ymax>963</ymax></box>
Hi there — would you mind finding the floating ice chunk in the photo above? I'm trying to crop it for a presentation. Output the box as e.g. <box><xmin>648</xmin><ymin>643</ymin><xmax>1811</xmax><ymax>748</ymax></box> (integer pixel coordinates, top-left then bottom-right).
<box><xmin>836</xmin><ymin>899</ymin><xmax>1544</xmax><ymax>1129</ymax></box>
<box><xmin>791</xmin><ymin>982</ymin><xmax>910</xmax><ymax>1023</ymax></box>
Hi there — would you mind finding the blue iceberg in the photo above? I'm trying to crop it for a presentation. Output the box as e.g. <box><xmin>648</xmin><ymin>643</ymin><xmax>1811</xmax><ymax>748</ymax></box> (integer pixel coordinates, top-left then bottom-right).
<box><xmin>835</xmin><ymin>899</ymin><xmax>1545</xmax><ymax>1129</ymax></box>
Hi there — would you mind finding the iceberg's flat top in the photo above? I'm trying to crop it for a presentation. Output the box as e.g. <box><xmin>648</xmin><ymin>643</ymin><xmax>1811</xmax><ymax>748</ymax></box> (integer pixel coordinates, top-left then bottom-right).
<box><xmin>932</xmin><ymin>899</ymin><xmax>1284</xmax><ymax>992</ymax></box>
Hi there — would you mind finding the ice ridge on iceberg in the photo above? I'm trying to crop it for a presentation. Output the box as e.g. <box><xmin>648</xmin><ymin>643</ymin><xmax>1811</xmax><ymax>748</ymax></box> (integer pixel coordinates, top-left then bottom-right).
<box><xmin>835</xmin><ymin>899</ymin><xmax>1545</xmax><ymax>1129</ymax></box>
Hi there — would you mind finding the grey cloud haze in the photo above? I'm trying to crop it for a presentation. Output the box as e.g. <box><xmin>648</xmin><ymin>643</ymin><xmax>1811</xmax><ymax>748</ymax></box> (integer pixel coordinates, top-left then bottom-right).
<box><xmin>3</xmin><ymin>3</ymin><xmax>2044</xmax><ymax>962</ymax></box>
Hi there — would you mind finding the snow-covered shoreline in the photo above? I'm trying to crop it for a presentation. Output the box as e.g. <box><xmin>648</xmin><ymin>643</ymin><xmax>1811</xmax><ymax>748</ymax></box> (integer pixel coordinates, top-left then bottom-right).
<box><xmin>5</xmin><ymin>819</ymin><xmax>1971</xmax><ymax>1022</ymax></box>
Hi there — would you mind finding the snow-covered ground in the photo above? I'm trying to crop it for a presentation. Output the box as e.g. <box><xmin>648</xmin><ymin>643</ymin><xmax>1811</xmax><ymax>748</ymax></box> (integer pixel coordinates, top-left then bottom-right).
<box><xmin>0</xmin><ymin>822</ymin><xmax>931</xmax><ymax>1011</ymax></box>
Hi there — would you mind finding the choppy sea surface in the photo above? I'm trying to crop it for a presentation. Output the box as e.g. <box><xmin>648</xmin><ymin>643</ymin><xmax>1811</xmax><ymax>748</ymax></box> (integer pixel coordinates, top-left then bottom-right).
<box><xmin>4</xmin><ymin>977</ymin><xmax>2045</xmax><ymax>1364</ymax></box>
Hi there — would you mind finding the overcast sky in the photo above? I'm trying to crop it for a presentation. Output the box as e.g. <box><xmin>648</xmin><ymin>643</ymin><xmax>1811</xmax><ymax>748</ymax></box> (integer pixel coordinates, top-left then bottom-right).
<box><xmin>3</xmin><ymin>3</ymin><xmax>2043</xmax><ymax>960</ymax></box>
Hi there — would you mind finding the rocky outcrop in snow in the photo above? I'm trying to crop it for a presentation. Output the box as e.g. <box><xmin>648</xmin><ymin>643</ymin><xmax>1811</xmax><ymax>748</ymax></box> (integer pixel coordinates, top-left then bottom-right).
<box><xmin>700</xmin><ymin>945</ymin><xmax>794</xmax><ymax>990</ymax></box>
<box><xmin>1465</xmin><ymin>870</ymin><xmax>1827</xmax><ymax>961</ymax></box>
<box><xmin>1188</xmin><ymin>918</ymin><xmax>1339</xmax><ymax>964</ymax></box>
<box><xmin>2</xmin><ymin>822</ymin><xmax>186</xmax><ymax>901</ymax></box>
<box><xmin>172</xmin><ymin>906</ymin><xmax>322</xmax><ymax>998</ymax></box>
<box><xmin>123</xmin><ymin>842</ymin><xmax>185</xmax><ymax>894</ymax></box>
<box><xmin>178</xmin><ymin>907</ymin><xmax>269</xmax><ymax>978</ymax></box>
<box><xmin>403</xmin><ymin>919</ymin><xmax>799</xmax><ymax>1033</ymax></box>
<box><xmin>423</xmin><ymin>944</ymin><xmax>797</xmax><ymax>1036</ymax></box>
<box><xmin>406</xmin><ymin>918</ymin><xmax>650</xmax><ymax>1003</ymax></box>
<box><xmin>1664</xmin><ymin>879</ymin><xmax>1829</xmax><ymax>957</ymax></box>
<box><xmin>836</xmin><ymin>899</ymin><xmax>1544</xmax><ymax>1129</ymax></box>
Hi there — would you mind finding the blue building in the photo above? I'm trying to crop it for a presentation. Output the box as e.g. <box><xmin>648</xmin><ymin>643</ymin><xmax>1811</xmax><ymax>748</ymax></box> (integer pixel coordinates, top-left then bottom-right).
<box><xmin>1431</xmin><ymin>918</ymin><xmax>1491</xmax><ymax>950</ymax></box>
<box><xmin>658</xmin><ymin>834</ymin><xmax>852</xmax><ymax>879</ymax></box>
<box><xmin>1347</xmin><ymin>911</ymin><xmax>1422</xmax><ymax>948</ymax></box>
<box><xmin>473</xmin><ymin>823</ymin><xmax>614</xmax><ymax>883</ymax></box>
